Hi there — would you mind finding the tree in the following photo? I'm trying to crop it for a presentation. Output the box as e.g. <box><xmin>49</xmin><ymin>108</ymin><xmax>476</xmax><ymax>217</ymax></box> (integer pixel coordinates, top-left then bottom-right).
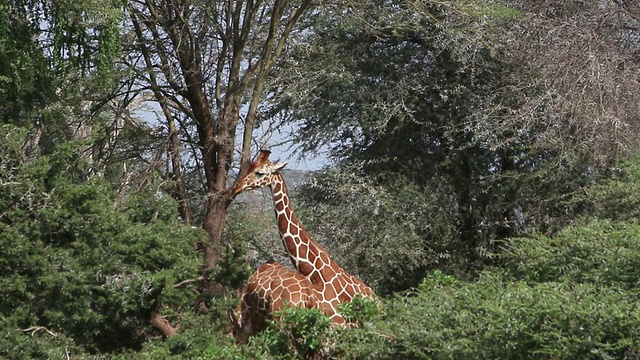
<box><xmin>1</xmin><ymin>0</ymin><xmax>123</xmax><ymax>150</ymax></box>
<box><xmin>266</xmin><ymin>0</ymin><xmax>640</xmax><ymax>283</ymax></box>
<box><xmin>1</xmin><ymin>0</ymin><xmax>194</xmax><ymax>339</ymax></box>
<box><xmin>122</xmin><ymin>0</ymin><xmax>313</xmax><ymax>300</ymax></box>
<box><xmin>268</xmin><ymin>0</ymin><xmax>529</xmax><ymax>280</ymax></box>
<box><xmin>2</xmin><ymin>0</ymin><xmax>319</xmax><ymax>343</ymax></box>
<box><xmin>297</xmin><ymin>168</ymin><xmax>458</xmax><ymax>293</ymax></box>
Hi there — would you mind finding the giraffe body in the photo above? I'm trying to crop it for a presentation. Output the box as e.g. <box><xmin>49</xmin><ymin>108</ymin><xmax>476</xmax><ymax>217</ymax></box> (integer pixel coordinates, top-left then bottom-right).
<box><xmin>229</xmin><ymin>262</ymin><xmax>320</xmax><ymax>343</ymax></box>
<box><xmin>232</xmin><ymin>150</ymin><xmax>376</xmax><ymax>324</ymax></box>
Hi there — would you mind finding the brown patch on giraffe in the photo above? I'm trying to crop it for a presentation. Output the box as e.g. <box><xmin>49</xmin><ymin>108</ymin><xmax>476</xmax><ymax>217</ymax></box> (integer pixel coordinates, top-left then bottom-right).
<box><xmin>296</xmin><ymin>243</ymin><xmax>309</xmax><ymax>261</ymax></box>
<box><xmin>298</xmin><ymin>261</ymin><xmax>314</xmax><ymax>277</ymax></box>
<box><xmin>307</xmin><ymin>246</ymin><xmax>319</xmax><ymax>260</ymax></box>
<box><xmin>329</xmin><ymin>263</ymin><xmax>343</xmax><ymax>276</ymax></box>
<box><xmin>317</xmin><ymin>301</ymin><xmax>334</xmax><ymax>318</ymax></box>
<box><xmin>324</xmin><ymin>284</ymin><xmax>337</xmax><ymax>300</ymax></box>
<box><xmin>271</xmin><ymin>297</ymin><xmax>284</xmax><ymax>312</ymax></box>
<box><xmin>280</xmin><ymin>277</ymin><xmax>296</xmax><ymax>287</ymax></box>
<box><xmin>343</xmin><ymin>284</ymin><xmax>357</xmax><ymax>301</ymax></box>
<box><xmin>284</xmin><ymin>207</ymin><xmax>293</xmax><ymax>219</ymax></box>
<box><xmin>289</xmin><ymin>223</ymin><xmax>300</xmax><ymax>236</ymax></box>
<box><xmin>332</xmin><ymin>315</ymin><xmax>346</xmax><ymax>325</ymax></box>
<box><xmin>319</xmin><ymin>251</ymin><xmax>330</xmax><ymax>265</ymax></box>
<box><xmin>273</xmin><ymin>182</ymin><xmax>282</xmax><ymax>194</ymax></box>
<box><xmin>282</xmin><ymin>236</ymin><xmax>297</xmax><ymax>254</ymax></box>
<box><xmin>322</xmin><ymin>266</ymin><xmax>337</xmax><ymax>280</ymax></box>
<box><xmin>338</xmin><ymin>291</ymin><xmax>351</xmax><ymax>303</ymax></box>
<box><xmin>328</xmin><ymin>298</ymin><xmax>343</xmax><ymax>316</ymax></box>
<box><xmin>275</xmin><ymin>200</ymin><xmax>285</xmax><ymax>213</ymax></box>
<box><xmin>309</xmin><ymin>270</ymin><xmax>323</xmax><ymax>286</ymax></box>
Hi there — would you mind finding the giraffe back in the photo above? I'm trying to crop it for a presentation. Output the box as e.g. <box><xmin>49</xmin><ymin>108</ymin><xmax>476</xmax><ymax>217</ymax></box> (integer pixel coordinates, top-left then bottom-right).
<box><xmin>229</xmin><ymin>262</ymin><xmax>320</xmax><ymax>343</ymax></box>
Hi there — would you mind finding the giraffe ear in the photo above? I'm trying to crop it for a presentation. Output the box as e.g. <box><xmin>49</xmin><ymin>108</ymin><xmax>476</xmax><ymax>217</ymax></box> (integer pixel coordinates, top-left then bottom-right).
<box><xmin>273</xmin><ymin>162</ymin><xmax>287</xmax><ymax>172</ymax></box>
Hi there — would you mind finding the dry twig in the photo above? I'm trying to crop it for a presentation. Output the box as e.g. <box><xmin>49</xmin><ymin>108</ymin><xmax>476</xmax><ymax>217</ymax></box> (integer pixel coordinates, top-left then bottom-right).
<box><xmin>22</xmin><ymin>326</ymin><xmax>59</xmax><ymax>337</ymax></box>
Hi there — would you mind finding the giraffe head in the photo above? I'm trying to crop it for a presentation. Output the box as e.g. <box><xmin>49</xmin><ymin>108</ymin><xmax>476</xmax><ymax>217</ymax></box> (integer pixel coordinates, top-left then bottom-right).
<box><xmin>232</xmin><ymin>150</ymin><xmax>286</xmax><ymax>196</ymax></box>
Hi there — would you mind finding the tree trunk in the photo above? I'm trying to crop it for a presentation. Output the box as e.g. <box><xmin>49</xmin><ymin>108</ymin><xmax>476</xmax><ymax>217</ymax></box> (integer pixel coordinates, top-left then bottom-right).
<box><xmin>200</xmin><ymin>192</ymin><xmax>233</xmax><ymax>299</ymax></box>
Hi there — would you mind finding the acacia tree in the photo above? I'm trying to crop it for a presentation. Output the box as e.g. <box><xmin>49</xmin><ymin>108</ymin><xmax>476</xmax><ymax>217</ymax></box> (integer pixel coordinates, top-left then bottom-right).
<box><xmin>0</xmin><ymin>0</ymin><xmax>124</xmax><ymax>156</ymax></box>
<box><xmin>2</xmin><ymin>0</ymin><xmax>316</xmax><ymax>341</ymax></box>
<box><xmin>122</xmin><ymin>0</ymin><xmax>313</xmax><ymax>298</ymax></box>
<box><xmin>267</xmin><ymin>0</ymin><xmax>640</xmax><ymax>287</ymax></box>
<box><xmin>483</xmin><ymin>0</ymin><xmax>640</xmax><ymax>234</ymax></box>
<box><xmin>268</xmin><ymin>1</ymin><xmax>529</xmax><ymax>280</ymax></box>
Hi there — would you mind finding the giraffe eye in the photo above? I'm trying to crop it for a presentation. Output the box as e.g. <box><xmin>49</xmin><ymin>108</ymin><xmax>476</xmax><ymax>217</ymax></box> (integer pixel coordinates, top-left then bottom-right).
<box><xmin>255</xmin><ymin>170</ymin><xmax>266</xmax><ymax>176</ymax></box>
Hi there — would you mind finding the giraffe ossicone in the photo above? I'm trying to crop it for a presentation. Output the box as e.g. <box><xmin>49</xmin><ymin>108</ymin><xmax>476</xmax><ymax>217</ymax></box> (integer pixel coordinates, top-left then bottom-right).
<box><xmin>232</xmin><ymin>150</ymin><xmax>377</xmax><ymax>326</ymax></box>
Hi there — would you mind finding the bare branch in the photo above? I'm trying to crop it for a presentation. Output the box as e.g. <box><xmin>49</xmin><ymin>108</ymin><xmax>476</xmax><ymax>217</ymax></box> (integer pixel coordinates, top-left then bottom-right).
<box><xmin>173</xmin><ymin>276</ymin><xmax>207</xmax><ymax>288</ymax></box>
<box><xmin>22</xmin><ymin>326</ymin><xmax>59</xmax><ymax>337</ymax></box>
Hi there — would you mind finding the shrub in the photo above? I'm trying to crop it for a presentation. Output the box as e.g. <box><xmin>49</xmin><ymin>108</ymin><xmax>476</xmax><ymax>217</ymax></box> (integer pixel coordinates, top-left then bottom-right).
<box><xmin>382</xmin><ymin>272</ymin><xmax>640</xmax><ymax>359</ymax></box>
<box><xmin>502</xmin><ymin>220</ymin><xmax>640</xmax><ymax>289</ymax></box>
<box><xmin>0</xmin><ymin>130</ymin><xmax>203</xmax><ymax>356</ymax></box>
<box><xmin>248</xmin><ymin>307</ymin><xmax>333</xmax><ymax>360</ymax></box>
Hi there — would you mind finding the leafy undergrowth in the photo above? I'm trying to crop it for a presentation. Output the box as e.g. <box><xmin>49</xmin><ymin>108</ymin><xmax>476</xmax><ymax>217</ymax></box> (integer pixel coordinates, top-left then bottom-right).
<box><xmin>194</xmin><ymin>220</ymin><xmax>640</xmax><ymax>360</ymax></box>
<box><xmin>100</xmin><ymin>218</ymin><xmax>640</xmax><ymax>359</ymax></box>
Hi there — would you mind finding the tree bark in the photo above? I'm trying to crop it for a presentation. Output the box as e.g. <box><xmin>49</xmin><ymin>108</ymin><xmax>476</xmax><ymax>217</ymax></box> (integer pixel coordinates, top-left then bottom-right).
<box><xmin>150</xmin><ymin>310</ymin><xmax>179</xmax><ymax>337</ymax></box>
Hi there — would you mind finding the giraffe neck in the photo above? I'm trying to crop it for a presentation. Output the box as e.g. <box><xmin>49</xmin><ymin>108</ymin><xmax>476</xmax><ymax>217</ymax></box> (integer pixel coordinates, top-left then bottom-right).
<box><xmin>269</xmin><ymin>174</ymin><xmax>339</xmax><ymax>285</ymax></box>
<box><xmin>268</xmin><ymin>173</ymin><xmax>376</xmax><ymax>309</ymax></box>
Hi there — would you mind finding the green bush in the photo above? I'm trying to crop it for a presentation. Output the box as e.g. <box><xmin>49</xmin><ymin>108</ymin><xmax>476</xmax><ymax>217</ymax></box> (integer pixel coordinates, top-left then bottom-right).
<box><xmin>381</xmin><ymin>272</ymin><xmax>640</xmax><ymax>359</ymax></box>
<box><xmin>0</xmin><ymin>129</ymin><xmax>204</xmax><ymax>356</ymax></box>
<box><xmin>503</xmin><ymin>220</ymin><xmax>640</xmax><ymax>289</ymax></box>
<box><xmin>301</xmin><ymin>221</ymin><xmax>640</xmax><ymax>359</ymax></box>
<box><xmin>579</xmin><ymin>159</ymin><xmax>640</xmax><ymax>221</ymax></box>
<box><xmin>247</xmin><ymin>307</ymin><xmax>333</xmax><ymax>360</ymax></box>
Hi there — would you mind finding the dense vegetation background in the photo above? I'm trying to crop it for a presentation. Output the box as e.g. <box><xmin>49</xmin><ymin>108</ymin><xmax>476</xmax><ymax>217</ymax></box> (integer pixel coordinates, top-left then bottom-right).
<box><xmin>1</xmin><ymin>0</ymin><xmax>640</xmax><ymax>358</ymax></box>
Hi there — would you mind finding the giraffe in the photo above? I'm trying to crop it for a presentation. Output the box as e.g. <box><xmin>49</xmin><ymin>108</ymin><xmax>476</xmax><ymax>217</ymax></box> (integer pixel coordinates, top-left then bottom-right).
<box><xmin>232</xmin><ymin>150</ymin><xmax>376</xmax><ymax>325</ymax></box>
<box><xmin>228</xmin><ymin>261</ymin><xmax>320</xmax><ymax>343</ymax></box>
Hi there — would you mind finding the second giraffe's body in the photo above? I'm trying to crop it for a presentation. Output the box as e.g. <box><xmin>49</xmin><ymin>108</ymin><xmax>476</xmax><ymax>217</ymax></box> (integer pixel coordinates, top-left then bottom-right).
<box><xmin>232</xmin><ymin>150</ymin><xmax>376</xmax><ymax>324</ymax></box>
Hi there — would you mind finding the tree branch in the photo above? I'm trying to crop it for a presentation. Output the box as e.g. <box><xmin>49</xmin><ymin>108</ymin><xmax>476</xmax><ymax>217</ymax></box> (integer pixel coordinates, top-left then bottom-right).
<box><xmin>22</xmin><ymin>326</ymin><xmax>59</xmax><ymax>337</ymax></box>
<box><xmin>150</xmin><ymin>311</ymin><xmax>179</xmax><ymax>337</ymax></box>
<box><xmin>173</xmin><ymin>276</ymin><xmax>207</xmax><ymax>288</ymax></box>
